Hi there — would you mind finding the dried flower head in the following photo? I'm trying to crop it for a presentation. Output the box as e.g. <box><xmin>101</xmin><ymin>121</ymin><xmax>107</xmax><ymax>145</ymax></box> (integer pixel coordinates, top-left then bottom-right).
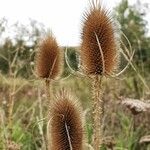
<box><xmin>80</xmin><ymin>1</ymin><xmax>119</xmax><ymax>75</ymax></box>
<box><xmin>35</xmin><ymin>34</ymin><xmax>63</xmax><ymax>79</ymax></box>
<box><xmin>139</xmin><ymin>135</ymin><xmax>150</xmax><ymax>144</ymax></box>
<box><xmin>121</xmin><ymin>98</ymin><xmax>150</xmax><ymax>115</ymax></box>
<box><xmin>50</xmin><ymin>90</ymin><xmax>83</xmax><ymax>150</ymax></box>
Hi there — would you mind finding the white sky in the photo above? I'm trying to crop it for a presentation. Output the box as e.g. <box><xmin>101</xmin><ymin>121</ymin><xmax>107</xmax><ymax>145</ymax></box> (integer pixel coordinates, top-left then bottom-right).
<box><xmin>0</xmin><ymin>0</ymin><xmax>150</xmax><ymax>46</ymax></box>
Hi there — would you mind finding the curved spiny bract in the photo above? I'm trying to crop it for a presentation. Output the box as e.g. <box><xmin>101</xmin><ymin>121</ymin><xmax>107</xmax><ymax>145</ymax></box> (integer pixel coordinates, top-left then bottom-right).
<box><xmin>50</xmin><ymin>90</ymin><xmax>83</xmax><ymax>150</ymax></box>
<box><xmin>35</xmin><ymin>34</ymin><xmax>63</xmax><ymax>79</ymax></box>
<box><xmin>81</xmin><ymin>2</ymin><xmax>119</xmax><ymax>76</ymax></box>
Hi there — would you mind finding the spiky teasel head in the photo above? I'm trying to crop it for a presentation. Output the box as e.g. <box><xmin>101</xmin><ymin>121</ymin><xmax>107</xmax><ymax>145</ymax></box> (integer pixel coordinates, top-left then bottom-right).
<box><xmin>35</xmin><ymin>33</ymin><xmax>63</xmax><ymax>79</ymax></box>
<box><xmin>80</xmin><ymin>1</ymin><xmax>120</xmax><ymax>76</ymax></box>
<box><xmin>49</xmin><ymin>89</ymin><xmax>84</xmax><ymax>150</ymax></box>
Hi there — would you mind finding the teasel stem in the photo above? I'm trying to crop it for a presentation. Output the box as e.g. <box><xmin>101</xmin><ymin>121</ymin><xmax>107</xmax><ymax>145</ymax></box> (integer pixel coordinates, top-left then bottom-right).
<box><xmin>92</xmin><ymin>75</ymin><xmax>104</xmax><ymax>150</ymax></box>
<box><xmin>7</xmin><ymin>76</ymin><xmax>16</xmax><ymax>134</ymax></box>
<box><xmin>45</xmin><ymin>79</ymin><xmax>51</xmax><ymax>105</ymax></box>
<box><xmin>45</xmin><ymin>78</ymin><xmax>52</xmax><ymax>150</ymax></box>
<box><xmin>7</xmin><ymin>90</ymin><xmax>15</xmax><ymax>133</ymax></box>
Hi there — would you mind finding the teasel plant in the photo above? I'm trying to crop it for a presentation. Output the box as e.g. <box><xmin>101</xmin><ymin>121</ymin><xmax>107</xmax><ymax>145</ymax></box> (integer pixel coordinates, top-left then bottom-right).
<box><xmin>48</xmin><ymin>89</ymin><xmax>84</xmax><ymax>150</ymax></box>
<box><xmin>35</xmin><ymin>33</ymin><xmax>63</xmax><ymax>149</ymax></box>
<box><xmin>80</xmin><ymin>0</ymin><xmax>120</xmax><ymax>149</ymax></box>
<box><xmin>63</xmin><ymin>1</ymin><xmax>140</xmax><ymax>149</ymax></box>
<box><xmin>35</xmin><ymin>33</ymin><xmax>63</xmax><ymax>106</ymax></box>
<box><xmin>64</xmin><ymin>1</ymin><xmax>136</xmax><ymax>148</ymax></box>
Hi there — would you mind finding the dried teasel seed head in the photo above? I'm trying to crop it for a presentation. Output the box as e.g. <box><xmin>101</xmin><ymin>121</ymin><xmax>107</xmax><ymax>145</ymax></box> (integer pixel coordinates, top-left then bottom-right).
<box><xmin>139</xmin><ymin>135</ymin><xmax>150</xmax><ymax>144</ymax></box>
<box><xmin>80</xmin><ymin>1</ymin><xmax>120</xmax><ymax>75</ymax></box>
<box><xmin>35</xmin><ymin>34</ymin><xmax>63</xmax><ymax>79</ymax></box>
<box><xmin>121</xmin><ymin>98</ymin><xmax>150</xmax><ymax>115</ymax></box>
<box><xmin>50</xmin><ymin>89</ymin><xmax>83</xmax><ymax>150</ymax></box>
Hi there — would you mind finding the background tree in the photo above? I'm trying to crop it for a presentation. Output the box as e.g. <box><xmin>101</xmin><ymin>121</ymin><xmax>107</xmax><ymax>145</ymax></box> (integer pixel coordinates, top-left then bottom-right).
<box><xmin>0</xmin><ymin>19</ymin><xmax>46</xmax><ymax>78</ymax></box>
<box><xmin>114</xmin><ymin>0</ymin><xmax>150</xmax><ymax>98</ymax></box>
<box><xmin>115</xmin><ymin>0</ymin><xmax>150</xmax><ymax>73</ymax></box>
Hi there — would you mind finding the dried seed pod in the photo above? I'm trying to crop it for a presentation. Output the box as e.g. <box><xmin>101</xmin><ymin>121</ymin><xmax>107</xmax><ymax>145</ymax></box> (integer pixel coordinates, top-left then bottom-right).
<box><xmin>50</xmin><ymin>90</ymin><xmax>83</xmax><ymax>150</ymax></box>
<box><xmin>35</xmin><ymin>34</ymin><xmax>63</xmax><ymax>79</ymax></box>
<box><xmin>140</xmin><ymin>135</ymin><xmax>150</xmax><ymax>145</ymax></box>
<box><xmin>121</xmin><ymin>98</ymin><xmax>150</xmax><ymax>115</ymax></box>
<box><xmin>81</xmin><ymin>2</ymin><xmax>119</xmax><ymax>75</ymax></box>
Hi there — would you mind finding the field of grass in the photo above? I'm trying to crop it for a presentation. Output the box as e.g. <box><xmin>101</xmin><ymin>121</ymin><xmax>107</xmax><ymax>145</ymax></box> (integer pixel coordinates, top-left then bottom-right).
<box><xmin>0</xmin><ymin>2</ymin><xmax>150</xmax><ymax>148</ymax></box>
<box><xmin>0</xmin><ymin>71</ymin><xmax>149</xmax><ymax>149</ymax></box>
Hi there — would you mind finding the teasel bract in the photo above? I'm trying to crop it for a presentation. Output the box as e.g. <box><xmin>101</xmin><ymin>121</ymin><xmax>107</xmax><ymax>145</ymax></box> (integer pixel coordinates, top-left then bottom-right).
<box><xmin>80</xmin><ymin>0</ymin><xmax>120</xmax><ymax>149</ymax></box>
<box><xmin>49</xmin><ymin>89</ymin><xmax>84</xmax><ymax>150</ymax></box>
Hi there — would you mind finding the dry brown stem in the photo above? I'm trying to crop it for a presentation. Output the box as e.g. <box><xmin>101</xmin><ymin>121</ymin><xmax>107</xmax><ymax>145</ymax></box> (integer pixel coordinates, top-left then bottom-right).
<box><xmin>92</xmin><ymin>76</ymin><xmax>104</xmax><ymax>149</ymax></box>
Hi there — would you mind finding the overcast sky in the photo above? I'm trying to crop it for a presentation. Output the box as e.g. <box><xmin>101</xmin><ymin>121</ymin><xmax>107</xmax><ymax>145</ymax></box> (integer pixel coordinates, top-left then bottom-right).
<box><xmin>0</xmin><ymin>0</ymin><xmax>150</xmax><ymax>46</ymax></box>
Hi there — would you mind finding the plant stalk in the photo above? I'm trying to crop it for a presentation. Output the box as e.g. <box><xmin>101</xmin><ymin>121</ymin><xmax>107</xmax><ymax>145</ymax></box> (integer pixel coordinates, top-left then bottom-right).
<box><xmin>92</xmin><ymin>75</ymin><xmax>104</xmax><ymax>150</ymax></box>
<box><xmin>45</xmin><ymin>79</ymin><xmax>52</xmax><ymax>150</ymax></box>
<box><xmin>7</xmin><ymin>76</ymin><xmax>16</xmax><ymax>134</ymax></box>
<box><xmin>45</xmin><ymin>79</ymin><xmax>51</xmax><ymax>105</ymax></box>
<box><xmin>7</xmin><ymin>90</ymin><xmax>15</xmax><ymax>132</ymax></box>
